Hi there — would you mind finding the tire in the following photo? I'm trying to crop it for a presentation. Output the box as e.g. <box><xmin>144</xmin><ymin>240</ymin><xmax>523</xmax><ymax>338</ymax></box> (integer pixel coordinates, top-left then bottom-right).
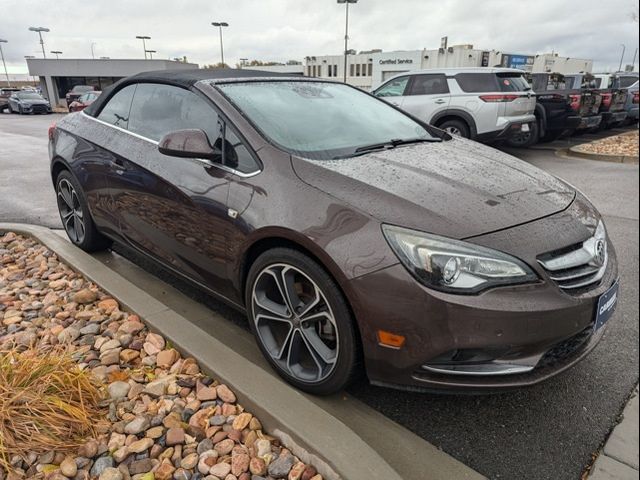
<box><xmin>55</xmin><ymin>170</ymin><xmax>112</xmax><ymax>252</ymax></box>
<box><xmin>438</xmin><ymin>119</ymin><xmax>471</xmax><ymax>139</ymax></box>
<box><xmin>506</xmin><ymin>120</ymin><xmax>539</xmax><ymax>148</ymax></box>
<box><xmin>539</xmin><ymin>129</ymin><xmax>564</xmax><ymax>143</ymax></box>
<box><xmin>245</xmin><ymin>247</ymin><xmax>360</xmax><ymax>395</ymax></box>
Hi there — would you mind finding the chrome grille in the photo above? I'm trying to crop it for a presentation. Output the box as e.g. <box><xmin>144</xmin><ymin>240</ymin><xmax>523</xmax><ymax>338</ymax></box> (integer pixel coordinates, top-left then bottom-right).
<box><xmin>538</xmin><ymin>229</ymin><xmax>607</xmax><ymax>291</ymax></box>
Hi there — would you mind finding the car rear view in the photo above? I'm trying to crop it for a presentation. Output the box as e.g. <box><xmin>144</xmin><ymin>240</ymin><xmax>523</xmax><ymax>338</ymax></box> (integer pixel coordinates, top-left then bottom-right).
<box><xmin>451</xmin><ymin>69</ymin><xmax>536</xmax><ymax>142</ymax></box>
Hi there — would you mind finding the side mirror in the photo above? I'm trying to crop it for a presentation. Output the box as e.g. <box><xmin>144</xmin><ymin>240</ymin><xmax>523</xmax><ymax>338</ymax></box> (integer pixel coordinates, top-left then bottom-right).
<box><xmin>158</xmin><ymin>129</ymin><xmax>221</xmax><ymax>161</ymax></box>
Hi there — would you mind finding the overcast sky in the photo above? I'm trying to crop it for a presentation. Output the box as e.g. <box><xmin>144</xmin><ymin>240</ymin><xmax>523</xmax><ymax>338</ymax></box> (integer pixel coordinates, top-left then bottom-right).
<box><xmin>1</xmin><ymin>0</ymin><xmax>638</xmax><ymax>74</ymax></box>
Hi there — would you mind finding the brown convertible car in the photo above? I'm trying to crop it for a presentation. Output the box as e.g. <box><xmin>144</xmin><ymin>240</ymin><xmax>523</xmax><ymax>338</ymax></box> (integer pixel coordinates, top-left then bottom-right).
<box><xmin>49</xmin><ymin>69</ymin><xmax>619</xmax><ymax>394</ymax></box>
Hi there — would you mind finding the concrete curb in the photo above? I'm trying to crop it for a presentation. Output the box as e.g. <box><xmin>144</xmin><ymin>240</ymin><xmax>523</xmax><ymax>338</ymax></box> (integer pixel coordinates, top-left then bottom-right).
<box><xmin>1</xmin><ymin>223</ymin><xmax>486</xmax><ymax>480</ymax></box>
<box><xmin>567</xmin><ymin>132</ymin><xmax>639</xmax><ymax>164</ymax></box>
<box><xmin>589</xmin><ymin>385</ymin><xmax>639</xmax><ymax>479</ymax></box>
<box><xmin>567</xmin><ymin>146</ymin><xmax>638</xmax><ymax>164</ymax></box>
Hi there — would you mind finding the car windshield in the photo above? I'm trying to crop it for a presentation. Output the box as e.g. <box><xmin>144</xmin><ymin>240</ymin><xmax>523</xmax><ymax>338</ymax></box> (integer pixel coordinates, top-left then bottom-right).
<box><xmin>216</xmin><ymin>81</ymin><xmax>436</xmax><ymax>160</ymax></box>
<box><xmin>17</xmin><ymin>93</ymin><xmax>43</xmax><ymax>100</ymax></box>
<box><xmin>72</xmin><ymin>86</ymin><xmax>93</xmax><ymax>93</ymax></box>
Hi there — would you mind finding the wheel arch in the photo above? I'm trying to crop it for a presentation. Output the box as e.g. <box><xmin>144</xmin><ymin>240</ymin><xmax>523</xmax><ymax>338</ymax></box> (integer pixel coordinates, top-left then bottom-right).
<box><xmin>431</xmin><ymin>109</ymin><xmax>478</xmax><ymax>138</ymax></box>
<box><xmin>237</xmin><ymin>230</ymin><xmax>365</xmax><ymax>352</ymax></box>
<box><xmin>51</xmin><ymin>156</ymin><xmax>72</xmax><ymax>186</ymax></box>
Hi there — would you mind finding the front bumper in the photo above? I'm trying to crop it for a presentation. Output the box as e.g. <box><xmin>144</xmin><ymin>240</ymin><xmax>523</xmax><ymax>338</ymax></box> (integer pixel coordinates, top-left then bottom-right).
<box><xmin>627</xmin><ymin>106</ymin><xmax>639</xmax><ymax>120</ymax></box>
<box><xmin>19</xmin><ymin>104</ymin><xmax>51</xmax><ymax>114</ymax></box>
<box><xmin>349</xmin><ymin>201</ymin><xmax>618</xmax><ymax>393</ymax></box>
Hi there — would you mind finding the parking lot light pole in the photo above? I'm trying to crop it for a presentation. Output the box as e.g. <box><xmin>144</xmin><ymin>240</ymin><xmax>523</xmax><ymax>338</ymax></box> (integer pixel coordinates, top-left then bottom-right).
<box><xmin>136</xmin><ymin>35</ymin><xmax>151</xmax><ymax>59</ymax></box>
<box><xmin>0</xmin><ymin>39</ymin><xmax>10</xmax><ymax>87</ymax></box>
<box><xmin>28</xmin><ymin>27</ymin><xmax>50</xmax><ymax>58</ymax></box>
<box><xmin>50</xmin><ymin>50</ymin><xmax>62</xmax><ymax>60</ymax></box>
<box><xmin>91</xmin><ymin>42</ymin><xmax>97</xmax><ymax>59</ymax></box>
<box><xmin>618</xmin><ymin>44</ymin><xmax>626</xmax><ymax>72</ymax></box>
<box><xmin>211</xmin><ymin>22</ymin><xmax>229</xmax><ymax>67</ymax></box>
<box><xmin>337</xmin><ymin>0</ymin><xmax>357</xmax><ymax>83</ymax></box>
<box><xmin>145</xmin><ymin>50</ymin><xmax>156</xmax><ymax>60</ymax></box>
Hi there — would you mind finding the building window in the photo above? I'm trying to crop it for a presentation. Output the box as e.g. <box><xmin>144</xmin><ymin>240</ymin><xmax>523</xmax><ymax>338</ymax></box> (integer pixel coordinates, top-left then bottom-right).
<box><xmin>350</xmin><ymin>64</ymin><xmax>354</xmax><ymax>77</ymax></box>
<box><xmin>333</xmin><ymin>65</ymin><xmax>338</xmax><ymax>77</ymax></box>
<box><xmin>355</xmin><ymin>64</ymin><xmax>360</xmax><ymax>76</ymax></box>
<box><xmin>367</xmin><ymin>63</ymin><xmax>372</xmax><ymax>76</ymax></box>
<box><xmin>318</xmin><ymin>65</ymin><xmax>322</xmax><ymax>76</ymax></box>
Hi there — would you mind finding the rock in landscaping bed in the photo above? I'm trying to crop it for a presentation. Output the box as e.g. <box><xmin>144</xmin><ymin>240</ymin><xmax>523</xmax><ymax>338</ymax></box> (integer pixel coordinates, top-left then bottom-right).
<box><xmin>572</xmin><ymin>130</ymin><xmax>639</xmax><ymax>160</ymax></box>
<box><xmin>0</xmin><ymin>232</ymin><xmax>322</xmax><ymax>480</ymax></box>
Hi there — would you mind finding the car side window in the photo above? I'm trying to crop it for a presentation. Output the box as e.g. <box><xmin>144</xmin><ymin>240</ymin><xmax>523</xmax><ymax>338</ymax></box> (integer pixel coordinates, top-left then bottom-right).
<box><xmin>127</xmin><ymin>83</ymin><xmax>220</xmax><ymax>143</ymax></box>
<box><xmin>222</xmin><ymin>125</ymin><xmax>260</xmax><ymax>174</ymax></box>
<box><xmin>97</xmin><ymin>84</ymin><xmax>136</xmax><ymax>129</ymax></box>
<box><xmin>454</xmin><ymin>73</ymin><xmax>499</xmax><ymax>93</ymax></box>
<box><xmin>374</xmin><ymin>77</ymin><xmax>409</xmax><ymax>97</ymax></box>
<box><xmin>406</xmin><ymin>74</ymin><xmax>449</xmax><ymax>95</ymax></box>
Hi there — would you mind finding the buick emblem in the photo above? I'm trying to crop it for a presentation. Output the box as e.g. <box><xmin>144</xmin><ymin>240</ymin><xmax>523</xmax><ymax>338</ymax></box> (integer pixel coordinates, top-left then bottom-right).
<box><xmin>594</xmin><ymin>240</ymin><xmax>606</xmax><ymax>266</ymax></box>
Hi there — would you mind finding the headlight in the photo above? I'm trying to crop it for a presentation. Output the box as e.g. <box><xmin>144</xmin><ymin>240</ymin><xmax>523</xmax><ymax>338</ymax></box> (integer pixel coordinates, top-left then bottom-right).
<box><xmin>382</xmin><ymin>225</ymin><xmax>538</xmax><ymax>293</ymax></box>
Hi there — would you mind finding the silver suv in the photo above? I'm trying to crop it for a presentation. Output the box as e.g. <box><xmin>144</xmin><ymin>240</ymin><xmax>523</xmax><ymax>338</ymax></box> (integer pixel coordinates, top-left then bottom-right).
<box><xmin>373</xmin><ymin>67</ymin><xmax>536</xmax><ymax>143</ymax></box>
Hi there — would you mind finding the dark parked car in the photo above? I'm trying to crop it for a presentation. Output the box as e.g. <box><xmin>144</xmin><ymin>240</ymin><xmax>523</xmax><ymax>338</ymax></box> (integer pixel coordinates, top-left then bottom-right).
<box><xmin>65</xmin><ymin>85</ymin><xmax>95</xmax><ymax>107</ymax></box>
<box><xmin>68</xmin><ymin>90</ymin><xmax>101</xmax><ymax>112</ymax></box>
<box><xmin>623</xmin><ymin>80</ymin><xmax>639</xmax><ymax>124</ymax></box>
<box><xmin>592</xmin><ymin>74</ymin><xmax>629</xmax><ymax>129</ymax></box>
<box><xmin>49</xmin><ymin>69</ymin><xmax>619</xmax><ymax>394</ymax></box>
<box><xmin>0</xmin><ymin>87</ymin><xmax>20</xmax><ymax>112</ymax></box>
<box><xmin>507</xmin><ymin>72</ymin><xmax>602</xmax><ymax>147</ymax></box>
<box><xmin>7</xmin><ymin>91</ymin><xmax>51</xmax><ymax>114</ymax></box>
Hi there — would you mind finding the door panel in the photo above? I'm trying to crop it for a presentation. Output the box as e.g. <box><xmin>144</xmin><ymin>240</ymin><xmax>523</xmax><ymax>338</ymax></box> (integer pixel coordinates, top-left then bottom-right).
<box><xmin>102</xmin><ymin>82</ymin><xmax>234</xmax><ymax>293</ymax></box>
<box><xmin>401</xmin><ymin>74</ymin><xmax>451</xmax><ymax>123</ymax></box>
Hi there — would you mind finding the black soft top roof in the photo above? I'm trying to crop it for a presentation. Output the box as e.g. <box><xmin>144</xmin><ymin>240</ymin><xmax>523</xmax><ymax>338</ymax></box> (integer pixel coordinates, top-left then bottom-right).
<box><xmin>85</xmin><ymin>68</ymin><xmax>299</xmax><ymax>116</ymax></box>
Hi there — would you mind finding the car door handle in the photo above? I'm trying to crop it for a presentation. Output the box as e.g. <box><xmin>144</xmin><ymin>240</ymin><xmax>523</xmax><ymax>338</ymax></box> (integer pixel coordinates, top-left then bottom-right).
<box><xmin>109</xmin><ymin>159</ymin><xmax>127</xmax><ymax>174</ymax></box>
<box><xmin>434</xmin><ymin>99</ymin><xmax>447</xmax><ymax>104</ymax></box>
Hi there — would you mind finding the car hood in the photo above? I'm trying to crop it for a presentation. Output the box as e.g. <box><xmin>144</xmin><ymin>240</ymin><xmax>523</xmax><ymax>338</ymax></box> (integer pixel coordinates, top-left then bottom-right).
<box><xmin>291</xmin><ymin>138</ymin><xmax>575</xmax><ymax>239</ymax></box>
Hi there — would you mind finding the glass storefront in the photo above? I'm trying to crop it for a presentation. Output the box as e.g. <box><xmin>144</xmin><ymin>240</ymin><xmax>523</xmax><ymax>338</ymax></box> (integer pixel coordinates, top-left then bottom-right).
<box><xmin>54</xmin><ymin>76</ymin><xmax>122</xmax><ymax>98</ymax></box>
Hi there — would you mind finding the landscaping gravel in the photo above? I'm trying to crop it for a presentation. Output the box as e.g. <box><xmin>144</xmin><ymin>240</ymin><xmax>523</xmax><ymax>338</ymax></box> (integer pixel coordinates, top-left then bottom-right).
<box><xmin>574</xmin><ymin>130</ymin><xmax>639</xmax><ymax>157</ymax></box>
<box><xmin>0</xmin><ymin>231</ymin><xmax>322</xmax><ymax>480</ymax></box>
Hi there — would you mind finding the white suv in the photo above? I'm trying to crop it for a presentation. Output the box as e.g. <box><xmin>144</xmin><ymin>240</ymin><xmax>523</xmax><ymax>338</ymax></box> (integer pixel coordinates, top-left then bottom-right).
<box><xmin>373</xmin><ymin>67</ymin><xmax>536</xmax><ymax>143</ymax></box>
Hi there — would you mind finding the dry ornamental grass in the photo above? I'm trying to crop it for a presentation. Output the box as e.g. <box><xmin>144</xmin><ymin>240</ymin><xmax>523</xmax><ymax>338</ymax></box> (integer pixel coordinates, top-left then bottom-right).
<box><xmin>0</xmin><ymin>346</ymin><xmax>106</xmax><ymax>472</ymax></box>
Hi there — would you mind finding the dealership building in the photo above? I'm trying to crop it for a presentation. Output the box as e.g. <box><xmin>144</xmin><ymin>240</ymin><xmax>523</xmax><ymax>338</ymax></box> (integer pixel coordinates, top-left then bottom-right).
<box><xmin>26</xmin><ymin>58</ymin><xmax>198</xmax><ymax>107</ymax></box>
<box><xmin>304</xmin><ymin>44</ymin><xmax>593</xmax><ymax>90</ymax></box>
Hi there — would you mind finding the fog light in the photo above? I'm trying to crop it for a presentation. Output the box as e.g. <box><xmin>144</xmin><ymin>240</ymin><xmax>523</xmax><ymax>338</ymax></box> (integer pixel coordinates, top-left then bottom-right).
<box><xmin>377</xmin><ymin>330</ymin><xmax>405</xmax><ymax>349</ymax></box>
<box><xmin>442</xmin><ymin>257</ymin><xmax>460</xmax><ymax>285</ymax></box>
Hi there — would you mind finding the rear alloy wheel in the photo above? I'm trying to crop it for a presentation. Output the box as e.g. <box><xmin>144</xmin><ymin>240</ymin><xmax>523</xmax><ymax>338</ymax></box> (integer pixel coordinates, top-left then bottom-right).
<box><xmin>506</xmin><ymin>121</ymin><xmax>539</xmax><ymax>148</ymax></box>
<box><xmin>439</xmin><ymin>119</ymin><xmax>470</xmax><ymax>139</ymax></box>
<box><xmin>246</xmin><ymin>248</ymin><xmax>359</xmax><ymax>395</ymax></box>
<box><xmin>55</xmin><ymin>170</ymin><xmax>111</xmax><ymax>252</ymax></box>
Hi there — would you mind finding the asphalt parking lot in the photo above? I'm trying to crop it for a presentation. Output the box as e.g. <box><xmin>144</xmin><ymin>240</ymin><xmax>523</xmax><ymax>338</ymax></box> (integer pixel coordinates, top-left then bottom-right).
<box><xmin>1</xmin><ymin>112</ymin><xmax>638</xmax><ymax>480</ymax></box>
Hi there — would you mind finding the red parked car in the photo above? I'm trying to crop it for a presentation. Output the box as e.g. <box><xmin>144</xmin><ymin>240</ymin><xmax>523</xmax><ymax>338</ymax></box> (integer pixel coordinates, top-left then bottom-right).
<box><xmin>68</xmin><ymin>91</ymin><xmax>101</xmax><ymax>112</ymax></box>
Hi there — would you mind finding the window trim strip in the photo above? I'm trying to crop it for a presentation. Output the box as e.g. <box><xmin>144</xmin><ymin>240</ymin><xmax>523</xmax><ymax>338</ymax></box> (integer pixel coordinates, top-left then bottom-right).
<box><xmin>81</xmin><ymin>111</ymin><xmax>262</xmax><ymax>178</ymax></box>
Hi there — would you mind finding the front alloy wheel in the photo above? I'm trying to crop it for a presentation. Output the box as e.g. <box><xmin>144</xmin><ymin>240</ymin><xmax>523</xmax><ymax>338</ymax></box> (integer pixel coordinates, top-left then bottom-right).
<box><xmin>246</xmin><ymin>248</ymin><xmax>359</xmax><ymax>394</ymax></box>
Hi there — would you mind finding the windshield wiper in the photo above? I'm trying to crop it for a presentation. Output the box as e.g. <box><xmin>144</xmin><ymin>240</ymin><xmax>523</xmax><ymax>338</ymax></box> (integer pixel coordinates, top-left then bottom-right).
<box><xmin>354</xmin><ymin>137</ymin><xmax>441</xmax><ymax>154</ymax></box>
<box><xmin>332</xmin><ymin>137</ymin><xmax>442</xmax><ymax>160</ymax></box>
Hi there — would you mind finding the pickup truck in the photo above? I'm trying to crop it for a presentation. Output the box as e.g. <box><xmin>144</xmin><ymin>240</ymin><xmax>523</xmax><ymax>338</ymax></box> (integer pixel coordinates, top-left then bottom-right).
<box><xmin>506</xmin><ymin>72</ymin><xmax>602</xmax><ymax>147</ymax></box>
<box><xmin>592</xmin><ymin>73</ymin><xmax>630</xmax><ymax>129</ymax></box>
